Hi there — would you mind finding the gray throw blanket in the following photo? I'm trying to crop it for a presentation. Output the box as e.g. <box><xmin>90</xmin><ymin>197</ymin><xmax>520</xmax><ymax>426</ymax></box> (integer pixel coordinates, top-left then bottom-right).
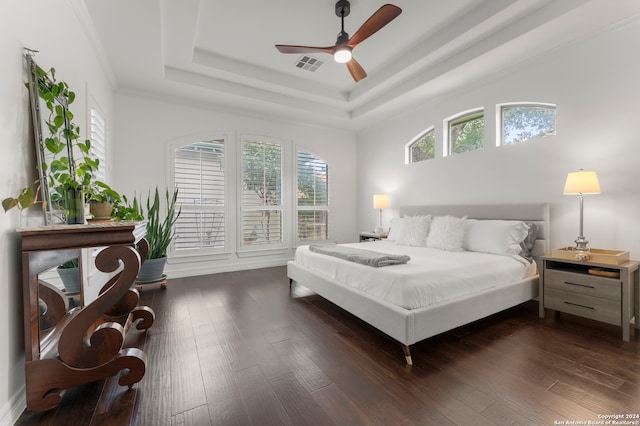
<box><xmin>309</xmin><ymin>244</ymin><xmax>410</xmax><ymax>267</ymax></box>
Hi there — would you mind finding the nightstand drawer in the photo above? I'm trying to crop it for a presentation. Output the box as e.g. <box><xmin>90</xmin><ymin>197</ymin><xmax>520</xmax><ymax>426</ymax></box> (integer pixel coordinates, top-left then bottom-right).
<box><xmin>544</xmin><ymin>269</ymin><xmax>620</xmax><ymax>301</ymax></box>
<box><xmin>544</xmin><ymin>287</ymin><xmax>621</xmax><ymax>325</ymax></box>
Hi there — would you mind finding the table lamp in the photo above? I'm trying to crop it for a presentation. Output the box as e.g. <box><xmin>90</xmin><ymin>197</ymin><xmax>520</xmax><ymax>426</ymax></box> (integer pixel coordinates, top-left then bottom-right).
<box><xmin>563</xmin><ymin>169</ymin><xmax>601</xmax><ymax>252</ymax></box>
<box><xmin>373</xmin><ymin>194</ymin><xmax>389</xmax><ymax>234</ymax></box>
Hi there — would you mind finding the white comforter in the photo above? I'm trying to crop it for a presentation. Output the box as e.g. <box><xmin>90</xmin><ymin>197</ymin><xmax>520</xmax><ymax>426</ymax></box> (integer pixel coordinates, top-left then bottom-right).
<box><xmin>294</xmin><ymin>241</ymin><xmax>537</xmax><ymax>310</ymax></box>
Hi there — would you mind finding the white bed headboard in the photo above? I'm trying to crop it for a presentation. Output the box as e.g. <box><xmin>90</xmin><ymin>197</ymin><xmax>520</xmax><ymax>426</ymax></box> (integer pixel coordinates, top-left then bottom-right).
<box><xmin>398</xmin><ymin>203</ymin><xmax>550</xmax><ymax>260</ymax></box>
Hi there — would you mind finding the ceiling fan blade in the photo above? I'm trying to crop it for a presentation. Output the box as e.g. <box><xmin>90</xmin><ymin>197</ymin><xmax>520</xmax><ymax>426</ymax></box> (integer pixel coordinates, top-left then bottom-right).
<box><xmin>346</xmin><ymin>58</ymin><xmax>367</xmax><ymax>82</ymax></box>
<box><xmin>275</xmin><ymin>44</ymin><xmax>335</xmax><ymax>55</ymax></box>
<box><xmin>347</xmin><ymin>4</ymin><xmax>402</xmax><ymax>49</ymax></box>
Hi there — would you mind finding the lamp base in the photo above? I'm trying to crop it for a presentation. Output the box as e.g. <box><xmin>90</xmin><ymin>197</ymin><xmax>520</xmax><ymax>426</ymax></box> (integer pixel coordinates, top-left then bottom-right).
<box><xmin>573</xmin><ymin>236</ymin><xmax>590</xmax><ymax>252</ymax></box>
<box><xmin>573</xmin><ymin>236</ymin><xmax>591</xmax><ymax>260</ymax></box>
<box><xmin>374</xmin><ymin>226</ymin><xmax>384</xmax><ymax>235</ymax></box>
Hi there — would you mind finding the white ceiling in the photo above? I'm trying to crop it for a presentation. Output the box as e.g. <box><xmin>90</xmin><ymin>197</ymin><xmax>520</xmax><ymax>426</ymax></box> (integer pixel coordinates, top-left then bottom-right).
<box><xmin>83</xmin><ymin>0</ymin><xmax>640</xmax><ymax>130</ymax></box>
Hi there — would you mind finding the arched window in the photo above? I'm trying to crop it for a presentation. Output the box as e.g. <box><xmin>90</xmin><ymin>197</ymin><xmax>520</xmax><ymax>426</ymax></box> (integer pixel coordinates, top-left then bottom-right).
<box><xmin>499</xmin><ymin>103</ymin><xmax>556</xmax><ymax>145</ymax></box>
<box><xmin>406</xmin><ymin>127</ymin><xmax>435</xmax><ymax>164</ymax></box>
<box><xmin>445</xmin><ymin>109</ymin><xmax>484</xmax><ymax>156</ymax></box>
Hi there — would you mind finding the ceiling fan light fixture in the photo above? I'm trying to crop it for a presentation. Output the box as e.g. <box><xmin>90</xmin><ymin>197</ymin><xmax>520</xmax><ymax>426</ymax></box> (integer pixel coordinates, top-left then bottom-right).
<box><xmin>334</xmin><ymin>46</ymin><xmax>352</xmax><ymax>63</ymax></box>
<box><xmin>275</xmin><ymin>2</ymin><xmax>401</xmax><ymax>82</ymax></box>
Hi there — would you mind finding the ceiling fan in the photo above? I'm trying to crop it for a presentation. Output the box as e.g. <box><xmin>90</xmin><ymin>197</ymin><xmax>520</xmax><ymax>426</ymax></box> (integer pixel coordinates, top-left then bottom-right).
<box><xmin>275</xmin><ymin>1</ymin><xmax>402</xmax><ymax>82</ymax></box>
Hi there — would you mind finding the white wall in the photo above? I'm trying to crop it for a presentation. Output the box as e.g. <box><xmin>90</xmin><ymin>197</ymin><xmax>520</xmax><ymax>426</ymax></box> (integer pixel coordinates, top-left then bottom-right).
<box><xmin>0</xmin><ymin>1</ymin><xmax>114</xmax><ymax>422</ymax></box>
<box><xmin>112</xmin><ymin>94</ymin><xmax>358</xmax><ymax>277</ymax></box>
<box><xmin>357</xmin><ymin>18</ymin><xmax>640</xmax><ymax>259</ymax></box>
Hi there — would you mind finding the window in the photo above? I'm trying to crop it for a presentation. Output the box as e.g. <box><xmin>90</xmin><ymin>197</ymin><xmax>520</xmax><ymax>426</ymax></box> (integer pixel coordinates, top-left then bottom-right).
<box><xmin>446</xmin><ymin>110</ymin><xmax>484</xmax><ymax>155</ymax></box>
<box><xmin>500</xmin><ymin>103</ymin><xmax>556</xmax><ymax>145</ymax></box>
<box><xmin>406</xmin><ymin>127</ymin><xmax>435</xmax><ymax>164</ymax></box>
<box><xmin>241</xmin><ymin>136</ymin><xmax>283</xmax><ymax>247</ymax></box>
<box><xmin>89</xmin><ymin>106</ymin><xmax>107</xmax><ymax>182</ymax></box>
<box><xmin>297</xmin><ymin>150</ymin><xmax>328</xmax><ymax>241</ymax></box>
<box><xmin>173</xmin><ymin>139</ymin><xmax>225</xmax><ymax>252</ymax></box>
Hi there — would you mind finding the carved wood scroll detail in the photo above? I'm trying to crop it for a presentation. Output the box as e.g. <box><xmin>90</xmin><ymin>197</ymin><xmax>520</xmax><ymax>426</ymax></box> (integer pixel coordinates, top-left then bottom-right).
<box><xmin>18</xmin><ymin>222</ymin><xmax>153</xmax><ymax>412</ymax></box>
<box><xmin>57</xmin><ymin>245</ymin><xmax>143</xmax><ymax>368</ymax></box>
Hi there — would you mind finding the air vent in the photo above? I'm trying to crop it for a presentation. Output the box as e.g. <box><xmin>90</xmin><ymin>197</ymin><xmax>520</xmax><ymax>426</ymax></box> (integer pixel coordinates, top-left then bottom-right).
<box><xmin>295</xmin><ymin>55</ymin><xmax>324</xmax><ymax>72</ymax></box>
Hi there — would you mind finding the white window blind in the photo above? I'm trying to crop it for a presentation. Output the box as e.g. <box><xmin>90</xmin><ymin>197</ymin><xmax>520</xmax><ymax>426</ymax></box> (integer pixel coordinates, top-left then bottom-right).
<box><xmin>89</xmin><ymin>107</ymin><xmax>106</xmax><ymax>182</ymax></box>
<box><xmin>297</xmin><ymin>150</ymin><xmax>328</xmax><ymax>241</ymax></box>
<box><xmin>241</xmin><ymin>137</ymin><xmax>283</xmax><ymax>246</ymax></box>
<box><xmin>173</xmin><ymin>140</ymin><xmax>225</xmax><ymax>251</ymax></box>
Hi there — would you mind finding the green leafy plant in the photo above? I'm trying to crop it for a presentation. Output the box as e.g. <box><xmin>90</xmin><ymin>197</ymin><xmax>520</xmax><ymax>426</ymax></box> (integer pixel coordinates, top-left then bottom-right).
<box><xmin>112</xmin><ymin>194</ymin><xmax>144</xmax><ymax>222</ymax></box>
<box><xmin>2</xmin><ymin>184</ymin><xmax>40</xmax><ymax>212</ymax></box>
<box><xmin>58</xmin><ymin>258</ymin><xmax>79</xmax><ymax>269</ymax></box>
<box><xmin>3</xmin><ymin>64</ymin><xmax>105</xmax><ymax>215</ymax></box>
<box><xmin>86</xmin><ymin>181</ymin><xmax>121</xmax><ymax>204</ymax></box>
<box><xmin>34</xmin><ymin>66</ymin><xmax>97</xmax><ymax>197</ymax></box>
<box><xmin>144</xmin><ymin>188</ymin><xmax>180</xmax><ymax>259</ymax></box>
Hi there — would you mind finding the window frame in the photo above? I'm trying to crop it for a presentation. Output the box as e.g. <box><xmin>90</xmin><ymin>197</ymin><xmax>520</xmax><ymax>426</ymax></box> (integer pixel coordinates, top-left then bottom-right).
<box><xmin>296</xmin><ymin>148</ymin><xmax>329</xmax><ymax>243</ymax></box>
<box><xmin>169</xmin><ymin>135</ymin><xmax>230</xmax><ymax>260</ymax></box>
<box><xmin>405</xmin><ymin>126</ymin><xmax>435</xmax><ymax>164</ymax></box>
<box><xmin>238</xmin><ymin>134</ymin><xmax>287</xmax><ymax>252</ymax></box>
<box><xmin>497</xmin><ymin>102</ymin><xmax>557</xmax><ymax>146</ymax></box>
<box><xmin>444</xmin><ymin>108</ymin><xmax>485</xmax><ymax>157</ymax></box>
<box><xmin>173</xmin><ymin>138</ymin><xmax>227</xmax><ymax>255</ymax></box>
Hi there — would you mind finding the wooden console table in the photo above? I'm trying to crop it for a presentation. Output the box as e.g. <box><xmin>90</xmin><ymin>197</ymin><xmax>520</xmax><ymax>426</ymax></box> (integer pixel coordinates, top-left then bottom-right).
<box><xmin>18</xmin><ymin>222</ymin><xmax>155</xmax><ymax>412</ymax></box>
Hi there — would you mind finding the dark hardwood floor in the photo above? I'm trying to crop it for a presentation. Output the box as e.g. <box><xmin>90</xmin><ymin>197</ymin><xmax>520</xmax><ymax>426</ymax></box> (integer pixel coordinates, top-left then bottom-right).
<box><xmin>16</xmin><ymin>266</ymin><xmax>640</xmax><ymax>425</ymax></box>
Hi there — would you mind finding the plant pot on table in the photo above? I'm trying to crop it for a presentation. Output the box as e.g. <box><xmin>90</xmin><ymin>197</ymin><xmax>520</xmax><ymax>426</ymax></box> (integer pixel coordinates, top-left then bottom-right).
<box><xmin>89</xmin><ymin>201</ymin><xmax>113</xmax><ymax>219</ymax></box>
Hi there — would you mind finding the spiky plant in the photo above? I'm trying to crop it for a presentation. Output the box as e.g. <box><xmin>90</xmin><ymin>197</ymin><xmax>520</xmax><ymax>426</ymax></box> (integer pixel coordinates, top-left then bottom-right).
<box><xmin>145</xmin><ymin>187</ymin><xmax>180</xmax><ymax>259</ymax></box>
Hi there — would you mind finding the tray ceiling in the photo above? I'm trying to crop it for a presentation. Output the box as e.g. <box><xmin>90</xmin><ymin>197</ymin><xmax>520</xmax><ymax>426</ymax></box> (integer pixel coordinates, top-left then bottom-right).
<box><xmin>83</xmin><ymin>0</ymin><xmax>639</xmax><ymax>130</ymax></box>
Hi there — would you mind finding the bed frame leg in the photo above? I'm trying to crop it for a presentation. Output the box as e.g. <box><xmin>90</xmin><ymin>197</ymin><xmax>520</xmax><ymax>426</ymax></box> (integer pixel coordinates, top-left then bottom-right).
<box><xmin>402</xmin><ymin>344</ymin><xmax>413</xmax><ymax>365</ymax></box>
<box><xmin>289</xmin><ymin>278</ymin><xmax>293</xmax><ymax>288</ymax></box>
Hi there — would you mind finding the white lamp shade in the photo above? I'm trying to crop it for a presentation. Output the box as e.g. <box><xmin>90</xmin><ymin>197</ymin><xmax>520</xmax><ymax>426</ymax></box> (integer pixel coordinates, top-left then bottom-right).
<box><xmin>373</xmin><ymin>194</ymin><xmax>389</xmax><ymax>209</ymax></box>
<box><xmin>563</xmin><ymin>170</ymin><xmax>601</xmax><ymax>195</ymax></box>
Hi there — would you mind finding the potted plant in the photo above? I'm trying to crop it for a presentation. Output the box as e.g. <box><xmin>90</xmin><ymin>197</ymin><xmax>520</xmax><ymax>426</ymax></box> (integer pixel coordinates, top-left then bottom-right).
<box><xmin>87</xmin><ymin>181</ymin><xmax>121</xmax><ymax>219</ymax></box>
<box><xmin>35</xmin><ymin>66</ymin><xmax>98</xmax><ymax>224</ymax></box>
<box><xmin>57</xmin><ymin>258</ymin><xmax>80</xmax><ymax>294</ymax></box>
<box><xmin>136</xmin><ymin>187</ymin><xmax>180</xmax><ymax>282</ymax></box>
<box><xmin>3</xmin><ymin>64</ymin><xmax>100</xmax><ymax>224</ymax></box>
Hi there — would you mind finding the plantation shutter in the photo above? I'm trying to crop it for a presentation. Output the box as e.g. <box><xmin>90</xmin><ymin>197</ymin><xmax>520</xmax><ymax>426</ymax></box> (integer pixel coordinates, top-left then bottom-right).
<box><xmin>173</xmin><ymin>140</ymin><xmax>225</xmax><ymax>251</ymax></box>
<box><xmin>89</xmin><ymin>107</ymin><xmax>106</xmax><ymax>183</ymax></box>
<box><xmin>297</xmin><ymin>150</ymin><xmax>329</xmax><ymax>241</ymax></box>
<box><xmin>241</xmin><ymin>138</ymin><xmax>283</xmax><ymax>246</ymax></box>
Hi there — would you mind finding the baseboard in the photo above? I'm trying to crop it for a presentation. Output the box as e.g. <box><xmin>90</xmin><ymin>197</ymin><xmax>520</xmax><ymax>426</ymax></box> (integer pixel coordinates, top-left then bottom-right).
<box><xmin>166</xmin><ymin>257</ymin><xmax>290</xmax><ymax>279</ymax></box>
<box><xmin>0</xmin><ymin>386</ymin><xmax>26</xmax><ymax>426</ymax></box>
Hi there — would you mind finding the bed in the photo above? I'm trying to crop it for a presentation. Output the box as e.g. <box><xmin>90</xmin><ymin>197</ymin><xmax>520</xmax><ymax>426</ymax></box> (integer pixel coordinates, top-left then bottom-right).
<box><xmin>287</xmin><ymin>203</ymin><xmax>550</xmax><ymax>364</ymax></box>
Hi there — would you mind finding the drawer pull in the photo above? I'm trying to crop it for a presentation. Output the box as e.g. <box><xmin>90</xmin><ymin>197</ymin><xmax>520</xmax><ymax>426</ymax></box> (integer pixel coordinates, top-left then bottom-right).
<box><xmin>564</xmin><ymin>301</ymin><xmax>594</xmax><ymax>310</ymax></box>
<box><xmin>564</xmin><ymin>281</ymin><xmax>594</xmax><ymax>289</ymax></box>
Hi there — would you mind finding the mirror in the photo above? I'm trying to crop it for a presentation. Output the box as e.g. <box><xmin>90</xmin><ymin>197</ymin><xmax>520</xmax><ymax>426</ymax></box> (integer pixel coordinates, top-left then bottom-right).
<box><xmin>38</xmin><ymin>264</ymin><xmax>81</xmax><ymax>332</ymax></box>
<box><xmin>26</xmin><ymin>52</ymin><xmax>75</xmax><ymax>225</ymax></box>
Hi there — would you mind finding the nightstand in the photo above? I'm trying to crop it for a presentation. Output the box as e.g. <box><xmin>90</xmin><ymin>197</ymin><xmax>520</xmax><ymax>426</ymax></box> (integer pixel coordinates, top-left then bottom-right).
<box><xmin>539</xmin><ymin>256</ymin><xmax>640</xmax><ymax>341</ymax></box>
<box><xmin>359</xmin><ymin>232</ymin><xmax>387</xmax><ymax>242</ymax></box>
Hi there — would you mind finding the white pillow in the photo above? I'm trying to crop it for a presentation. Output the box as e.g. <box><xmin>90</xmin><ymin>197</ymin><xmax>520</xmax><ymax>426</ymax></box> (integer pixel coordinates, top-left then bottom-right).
<box><xmin>463</xmin><ymin>219</ymin><xmax>530</xmax><ymax>256</ymax></box>
<box><xmin>426</xmin><ymin>215</ymin><xmax>467</xmax><ymax>251</ymax></box>
<box><xmin>395</xmin><ymin>215</ymin><xmax>431</xmax><ymax>246</ymax></box>
<box><xmin>386</xmin><ymin>217</ymin><xmax>405</xmax><ymax>242</ymax></box>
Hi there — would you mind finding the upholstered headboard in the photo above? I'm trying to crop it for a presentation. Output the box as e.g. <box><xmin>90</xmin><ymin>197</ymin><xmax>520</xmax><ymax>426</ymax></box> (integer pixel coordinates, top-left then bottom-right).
<box><xmin>398</xmin><ymin>203</ymin><xmax>550</xmax><ymax>261</ymax></box>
